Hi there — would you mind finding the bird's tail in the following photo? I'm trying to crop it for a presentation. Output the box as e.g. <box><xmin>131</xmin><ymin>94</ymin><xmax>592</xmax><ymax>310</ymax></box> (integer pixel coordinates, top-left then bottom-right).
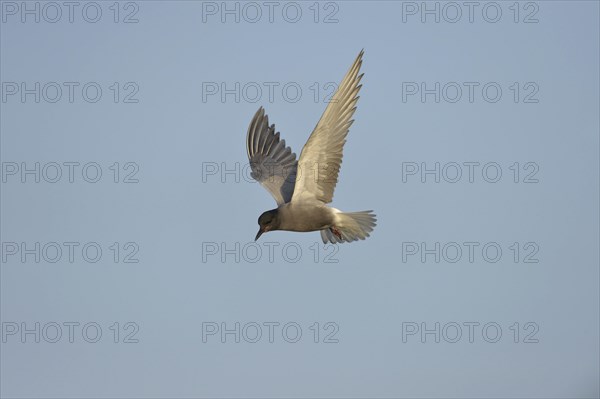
<box><xmin>320</xmin><ymin>210</ymin><xmax>377</xmax><ymax>244</ymax></box>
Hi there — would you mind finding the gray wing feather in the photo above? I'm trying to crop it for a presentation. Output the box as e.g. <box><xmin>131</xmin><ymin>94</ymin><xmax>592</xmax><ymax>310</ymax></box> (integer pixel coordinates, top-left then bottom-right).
<box><xmin>292</xmin><ymin>50</ymin><xmax>364</xmax><ymax>204</ymax></box>
<box><xmin>246</xmin><ymin>107</ymin><xmax>297</xmax><ymax>205</ymax></box>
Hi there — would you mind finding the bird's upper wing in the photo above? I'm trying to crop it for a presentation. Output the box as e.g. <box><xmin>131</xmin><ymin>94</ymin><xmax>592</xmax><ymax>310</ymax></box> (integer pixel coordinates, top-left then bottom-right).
<box><xmin>291</xmin><ymin>50</ymin><xmax>364</xmax><ymax>204</ymax></box>
<box><xmin>246</xmin><ymin>107</ymin><xmax>298</xmax><ymax>205</ymax></box>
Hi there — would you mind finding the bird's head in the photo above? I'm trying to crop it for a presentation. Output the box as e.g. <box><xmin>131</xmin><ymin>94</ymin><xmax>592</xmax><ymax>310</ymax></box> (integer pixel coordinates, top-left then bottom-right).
<box><xmin>255</xmin><ymin>209</ymin><xmax>280</xmax><ymax>241</ymax></box>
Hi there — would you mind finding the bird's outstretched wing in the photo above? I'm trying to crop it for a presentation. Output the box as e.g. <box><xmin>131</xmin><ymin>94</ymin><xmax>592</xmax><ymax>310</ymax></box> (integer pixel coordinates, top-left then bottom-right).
<box><xmin>246</xmin><ymin>107</ymin><xmax>298</xmax><ymax>205</ymax></box>
<box><xmin>291</xmin><ymin>50</ymin><xmax>364</xmax><ymax>204</ymax></box>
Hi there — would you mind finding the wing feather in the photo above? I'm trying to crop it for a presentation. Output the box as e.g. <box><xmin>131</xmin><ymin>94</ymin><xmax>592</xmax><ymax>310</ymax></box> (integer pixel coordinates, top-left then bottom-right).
<box><xmin>292</xmin><ymin>50</ymin><xmax>364</xmax><ymax>204</ymax></box>
<box><xmin>246</xmin><ymin>107</ymin><xmax>297</xmax><ymax>205</ymax></box>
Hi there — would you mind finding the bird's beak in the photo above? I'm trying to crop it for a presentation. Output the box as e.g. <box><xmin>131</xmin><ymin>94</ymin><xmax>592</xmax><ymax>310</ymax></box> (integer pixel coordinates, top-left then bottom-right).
<box><xmin>255</xmin><ymin>228</ymin><xmax>264</xmax><ymax>241</ymax></box>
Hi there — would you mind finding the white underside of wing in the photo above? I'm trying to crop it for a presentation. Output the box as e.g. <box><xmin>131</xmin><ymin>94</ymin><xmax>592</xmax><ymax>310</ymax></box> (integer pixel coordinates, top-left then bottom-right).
<box><xmin>292</xmin><ymin>50</ymin><xmax>365</xmax><ymax>205</ymax></box>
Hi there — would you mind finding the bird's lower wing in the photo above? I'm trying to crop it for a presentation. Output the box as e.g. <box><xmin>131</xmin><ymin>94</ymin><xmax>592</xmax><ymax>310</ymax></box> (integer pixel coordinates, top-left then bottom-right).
<box><xmin>246</xmin><ymin>107</ymin><xmax>298</xmax><ymax>206</ymax></box>
<box><xmin>291</xmin><ymin>50</ymin><xmax>364</xmax><ymax>204</ymax></box>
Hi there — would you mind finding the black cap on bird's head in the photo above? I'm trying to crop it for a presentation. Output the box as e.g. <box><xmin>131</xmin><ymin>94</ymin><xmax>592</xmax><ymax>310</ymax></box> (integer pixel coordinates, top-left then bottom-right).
<box><xmin>255</xmin><ymin>209</ymin><xmax>280</xmax><ymax>241</ymax></box>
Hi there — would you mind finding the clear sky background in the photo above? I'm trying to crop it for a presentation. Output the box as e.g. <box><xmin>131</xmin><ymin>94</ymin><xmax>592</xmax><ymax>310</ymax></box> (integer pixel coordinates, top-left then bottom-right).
<box><xmin>1</xmin><ymin>1</ymin><xmax>599</xmax><ymax>398</ymax></box>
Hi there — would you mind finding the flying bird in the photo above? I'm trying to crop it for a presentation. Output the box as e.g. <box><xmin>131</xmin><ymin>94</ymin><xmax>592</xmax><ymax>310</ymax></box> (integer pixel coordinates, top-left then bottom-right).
<box><xmin>246</xmin><ymin>50</ymin><xmax>376</xmax><ymax>244</ymax></box>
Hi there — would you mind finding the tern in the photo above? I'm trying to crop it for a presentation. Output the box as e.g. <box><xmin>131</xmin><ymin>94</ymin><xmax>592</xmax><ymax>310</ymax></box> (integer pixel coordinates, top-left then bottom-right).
<box><xmin>247</xmin><ymin>50</ymin><xmax>376</xmax><ymax>244</ymax></box>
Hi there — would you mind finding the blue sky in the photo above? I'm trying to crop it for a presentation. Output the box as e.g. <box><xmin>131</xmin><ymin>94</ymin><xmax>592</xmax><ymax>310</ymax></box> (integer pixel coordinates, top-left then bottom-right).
<box><xmin>1</xmin><ymin>1</ymin><xmax>599</xmax><ymax>397</ymax></box>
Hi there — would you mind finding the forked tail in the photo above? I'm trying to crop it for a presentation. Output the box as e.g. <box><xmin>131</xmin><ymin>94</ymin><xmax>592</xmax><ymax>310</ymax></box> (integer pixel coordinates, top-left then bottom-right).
<box><xmin>320</xmin><ymin>210</ymin><xmax>377</xmax><ymax>244</ymax></box>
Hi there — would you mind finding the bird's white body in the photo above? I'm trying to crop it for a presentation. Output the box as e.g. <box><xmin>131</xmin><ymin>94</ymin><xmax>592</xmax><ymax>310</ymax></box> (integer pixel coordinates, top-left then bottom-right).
<box><xmin>276</xmin><ymin>202</ymin><xmax>335</xmax><ymax>232</ymax></box>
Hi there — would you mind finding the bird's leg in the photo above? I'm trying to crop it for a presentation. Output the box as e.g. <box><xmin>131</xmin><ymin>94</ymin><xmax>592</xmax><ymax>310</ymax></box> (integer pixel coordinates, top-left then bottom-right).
<box><xmin>331</xmin><ymin>226</ymin><xmax>342</xmax><ymax>240</ymax></box>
